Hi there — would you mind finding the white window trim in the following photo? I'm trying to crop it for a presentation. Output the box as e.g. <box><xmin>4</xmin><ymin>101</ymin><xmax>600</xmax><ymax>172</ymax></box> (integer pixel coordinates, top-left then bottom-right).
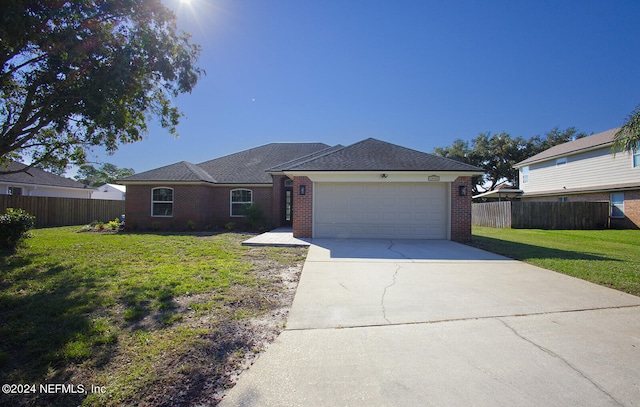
<box><xmin>633</xmin><ymin>149</ymin><xmax>639</xmax><ymax>168</ymax></box>
<box><xmin>610</xmin><ymin>192</ymin><xmax>625</xmax><ymax>219</ymax></box>
<box><xmin>522</xmin><ymin>166</ymin><xmax>529</xmax><ymax>183</ymax></box>
<box><xmin>151</xmin><ymin>187</ymin><xmax>174</xmax><ymax>217</ymax></box>
<box><xmin>230</xmin><ymin>188</ymin><xmax>253</xmax><ymax>217</ymax></box>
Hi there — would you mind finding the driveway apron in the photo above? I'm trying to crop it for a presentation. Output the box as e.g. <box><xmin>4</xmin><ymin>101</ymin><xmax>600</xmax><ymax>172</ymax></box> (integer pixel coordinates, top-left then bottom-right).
<box><xmin>220</xmin><ymin>239</ymin><xmax>640</xmax><ymax>407</ymax></box>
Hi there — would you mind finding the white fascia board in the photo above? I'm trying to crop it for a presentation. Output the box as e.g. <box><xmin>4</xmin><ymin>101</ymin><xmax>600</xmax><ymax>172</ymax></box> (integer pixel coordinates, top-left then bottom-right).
<box><xmin>0</xmin><ymin>181</ymin><xmax>94</xmax><ymax>191</ymax></box>
<box><xmin>283</xmin><ymin>171</ymin><xmax>481</xmax><ymax>183</ymax></box>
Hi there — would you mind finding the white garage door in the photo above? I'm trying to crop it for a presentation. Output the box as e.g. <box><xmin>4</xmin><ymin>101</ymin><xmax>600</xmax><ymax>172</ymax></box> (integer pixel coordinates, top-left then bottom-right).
<box><xmin>314</xmin><ymin>182</ymin><xmax>448</xmax><ymax>239</ymax></box>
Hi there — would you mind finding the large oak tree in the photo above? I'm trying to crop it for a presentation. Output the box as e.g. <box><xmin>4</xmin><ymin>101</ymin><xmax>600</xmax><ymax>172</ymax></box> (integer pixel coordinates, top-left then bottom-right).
<box><xmin>433</xmin><ymin>127</ymin><xmax>586</xmax><ymax>195</ymax></box>
<box><xmin>0</xmin><ymin>0</ymin><xmax>203</xmax><ymax>174</ymax></box>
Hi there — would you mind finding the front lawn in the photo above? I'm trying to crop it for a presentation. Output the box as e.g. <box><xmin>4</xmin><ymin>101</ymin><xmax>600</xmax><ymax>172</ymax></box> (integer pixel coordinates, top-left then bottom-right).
<box><xmin>472</xmin><ymin>227</ymin><xmax>640</xmax><ymax>296</ymax></box>
<box><xmin>0</xmin><ymin>227</ymin><xmax>307</xmax><ymax>406</ymax></box>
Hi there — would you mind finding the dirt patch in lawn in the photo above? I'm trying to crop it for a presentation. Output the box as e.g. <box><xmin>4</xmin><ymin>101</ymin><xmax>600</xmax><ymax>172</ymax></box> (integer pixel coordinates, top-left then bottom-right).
<box><xmin>114</xmin><ymin>249</ymin><xmax>306</xmax><ymax>407</ymax></box>
<box><xmin>1</xmin><ymin>230</ymin><xmax>307</xmax><ymax>407</ymax></box>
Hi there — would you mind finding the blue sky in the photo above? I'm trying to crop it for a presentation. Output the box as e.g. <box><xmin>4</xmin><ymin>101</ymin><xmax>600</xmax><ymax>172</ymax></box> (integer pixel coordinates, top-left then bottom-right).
<box><xmin>90</xmin><ymin>0</ymin><xmax>640</xmax><ymax>174</ymax></box>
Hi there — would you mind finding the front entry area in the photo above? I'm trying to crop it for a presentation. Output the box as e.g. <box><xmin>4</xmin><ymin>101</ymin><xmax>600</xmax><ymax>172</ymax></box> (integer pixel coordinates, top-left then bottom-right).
<box><xmin>313</xmin><ymin>182</ymin><xmax>449</xmax><ymax>239</ymax></box>
<box><xmin>283</xmin><ymin>179</ymin><xmax>293</xmax><ymax>226</ymax></box>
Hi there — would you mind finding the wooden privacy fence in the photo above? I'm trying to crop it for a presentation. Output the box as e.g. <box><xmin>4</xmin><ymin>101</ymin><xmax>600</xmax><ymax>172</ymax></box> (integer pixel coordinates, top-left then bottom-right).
<box><xmin>0</xmin><ymin>195</ymin><xmax>125</xmax><ymax>228</ymax></box>
<box><xmin>473</xmin><ymin>201</ymin><xmax>610</xmax><ymax>229</ymax></box>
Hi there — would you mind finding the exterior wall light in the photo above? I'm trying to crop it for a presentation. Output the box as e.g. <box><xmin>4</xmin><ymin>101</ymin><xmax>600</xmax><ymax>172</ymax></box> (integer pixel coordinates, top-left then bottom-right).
<box><xmin>458</xmin><ymin>185</ymin><xmax>467</xmax><ymax>196</ymax></box>
<box><xmin>299</xmin><ymin>185</ymin><xmax>306</xmax><ymax>195</ymax></box>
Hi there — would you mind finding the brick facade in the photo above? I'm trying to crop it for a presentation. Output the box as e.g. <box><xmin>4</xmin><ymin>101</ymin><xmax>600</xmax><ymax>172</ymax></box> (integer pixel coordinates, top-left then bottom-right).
<box><xmin>521</xmin><ymin>190</ymin><xmax>639</xmax><ymax>229</ymax></box>
<box><xmin>125</xmin><ymin>183</ymin><xmax>275</xmax><ymax>231</ymax></box>
<box><xmin>292</xmin><ymin>177</ymin><xmax>313</xmax><ymax>238</ymax></box>
<box><xmin>450</xmin><ymin>176</ymin><xmax>473</xmax><ymax>242</ymax></box>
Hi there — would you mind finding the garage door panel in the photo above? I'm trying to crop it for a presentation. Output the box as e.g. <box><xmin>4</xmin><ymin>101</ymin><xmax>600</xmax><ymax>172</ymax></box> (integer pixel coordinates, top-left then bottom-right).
<box><xmin>314</xmin><ymin>182</ymin><xmax>448</xmax><ymax>239</ymax></box>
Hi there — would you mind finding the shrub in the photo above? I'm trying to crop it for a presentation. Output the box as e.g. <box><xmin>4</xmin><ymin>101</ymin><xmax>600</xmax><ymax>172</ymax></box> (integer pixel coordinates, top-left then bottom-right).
<box><xmin>225</xmin><ymin>222</ymin><xmax>235</xmax><ymax>230</ymax></box>
<box><xmin>0</xmin><ymin>208</ymin><xmax>35</xmax><ymax>251</ymax></box>
<box><xmin>186</xmin><ymin>220</ymin><xmax>196</xmax><ymax>231</ymax></box>
<box><xmin>107</xmin><ymin>218</ymin><xmax>122</xmax><ymax>231</ymax></box>
<box><xmin>244</xmin><ymin>204</ymin><xmax>265</xmax><ymax>229</ymax></box>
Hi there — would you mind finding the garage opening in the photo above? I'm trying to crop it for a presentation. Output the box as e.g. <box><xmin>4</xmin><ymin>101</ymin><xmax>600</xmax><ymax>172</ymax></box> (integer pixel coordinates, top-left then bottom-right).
<box><xmin>313</xmin><ymin>182</ymin><xmax>448</xmax><ymax>239</ymax></box>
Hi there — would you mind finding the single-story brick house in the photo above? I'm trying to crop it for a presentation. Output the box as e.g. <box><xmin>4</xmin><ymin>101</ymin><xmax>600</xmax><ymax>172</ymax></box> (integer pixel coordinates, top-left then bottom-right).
<box><xmin>120</xmin><ymin>138</ymin><xmax>483</xmax><ymax>241</ymax></box>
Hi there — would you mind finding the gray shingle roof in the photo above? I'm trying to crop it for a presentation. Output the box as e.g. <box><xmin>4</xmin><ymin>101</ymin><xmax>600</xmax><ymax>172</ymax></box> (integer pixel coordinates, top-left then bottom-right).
<box><xmin>197</xmin><ymin>143</ymin><xmax>332</xmax><ymax>183</ymax></box>
<box><xmin>516</xmin><ymin>128</ymin><xmax>619</xmax><ymax>167</ymax></box>
<box><xmin>121</xmin><ymin>161</ymin><xmax>217</xmax><ymax>183</ymax></box>
<box><xmin>120</xmin><ymin>143</ymin><xmax>331</xmax><ymax>184</ymax></box>
<box><xmin>0</xmin><ymin>161</ymin><xmax>89</xmax><ymax>189</ymax></box>
<box><xmin>121</xmin><ymin>139</ymin><xmax>482</xmax><ymax>184</ymax></box>
<box><xmin>280</xmin><ymin>138</ymin><xmax>483</xmax><ymax>172</ymax></box>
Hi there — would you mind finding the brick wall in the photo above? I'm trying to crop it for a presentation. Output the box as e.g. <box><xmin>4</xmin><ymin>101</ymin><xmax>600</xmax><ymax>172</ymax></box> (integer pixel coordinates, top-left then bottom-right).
<box><xmin>125</xmin><ymin>184</ymin><xmax>215</xmax><ymax>230</ymax></box>
<box><xmin>292</xmin><ymin>177</ymin><xmax>313</xmax><ymax>238</ymax></box>
<box><xmin>125</xmin><ymin>183</ymin><xmax>275</xmax><ymax>231</ymax></box>
<box><xmin>521</xmin><ymin>190</ymin><xmax>639</xmax><ymax>229</ymax></box>
<box><xmin>450</xmin><ymin>176</ymin><xmax>473</xmax><ymax>242</ymax></box>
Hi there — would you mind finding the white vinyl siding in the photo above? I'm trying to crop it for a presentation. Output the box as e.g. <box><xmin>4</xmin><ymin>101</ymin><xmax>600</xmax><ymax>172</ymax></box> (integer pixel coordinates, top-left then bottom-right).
<box><xmin>521</xmin><ymin>147</ymin><xmax>637</xmax><ymax>194</ymax></box>
<box><xmin>313</xmin><ymin>182</ymin><xmax>448</xmax><ymax>239</ymax></box>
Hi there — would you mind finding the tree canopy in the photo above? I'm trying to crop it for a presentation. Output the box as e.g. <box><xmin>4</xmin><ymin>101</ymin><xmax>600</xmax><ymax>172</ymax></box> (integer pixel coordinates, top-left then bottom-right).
<box><xmin>433</xmin><ymin>127</ymin><xmax>586</xmax><ymax>195</ymax></box>
<box><xmin>0</xmin><ymin>0</ymin><xmax>203</xmax><ymax>174</ymax></box>
<box><xmin>613</xmin><ymin>104</ymin><xmax>640</xmax><ymax>153</ymax></box>
<box><xmin>74</xmin><ymin>162</ymin><xmax>135</xmax><ymax>187</ymax></box>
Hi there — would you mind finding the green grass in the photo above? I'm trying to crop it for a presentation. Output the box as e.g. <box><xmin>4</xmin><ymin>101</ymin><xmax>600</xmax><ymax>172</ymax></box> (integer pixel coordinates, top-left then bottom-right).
<box><xmin>472</xmin><ymin>227</ymin><xmax>640</xmax><ymax>296</ymax></box>
<box><xmin>0</xmin><ymin>227</ymin><xmax>307</xmax><ymax>406</ymax></box>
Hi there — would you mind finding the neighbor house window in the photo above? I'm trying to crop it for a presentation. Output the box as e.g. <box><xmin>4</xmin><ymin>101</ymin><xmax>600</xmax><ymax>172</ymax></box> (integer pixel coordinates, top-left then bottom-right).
<box><xmin>231</xmin><ymin>189</ymin><xmax>252</xmax><ymax>217</ymax></box>
<box><xmin>151</xmin><ymin>187</ymin><xmax>173</xmax><ymax>217</ymax></box>
<box><xmin>8</xmin><ymin>187</ymin><xmax>22</xmax><ymax>196</ymax></box>
<box><xmin>522</xmin><ymin>166</ymin><xmax>529</xmax><ymax>183</ymax></box>
<box><xmin>610</xmin><ymin>192</ymin><xmax>624</xmax><ymax>218</ymax></box>
<box><xmin>556</xmin><ymin>157</ymin><xmax>567</xmax><ymax>166</ymax></box>
<box><xmin>558</xmin><ymin>196</ymin><xmax>568</xmax><ymax>202</ymax></box>
<box><xmin>633</xmin><ymin>149</ymin><xmax>639</xmax><ymax>168</ymax></box>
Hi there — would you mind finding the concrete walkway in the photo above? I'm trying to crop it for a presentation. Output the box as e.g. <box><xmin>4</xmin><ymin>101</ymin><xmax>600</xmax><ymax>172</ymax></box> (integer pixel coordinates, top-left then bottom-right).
<box><xmin>241</xmin><ymin>227</ymin><xmax>311</xmax><ymax>247</ymax></box>
<box><xmin>220</xmin><ymin>239</ymin><xmax>640</xmax><ymax>406</ymax></box>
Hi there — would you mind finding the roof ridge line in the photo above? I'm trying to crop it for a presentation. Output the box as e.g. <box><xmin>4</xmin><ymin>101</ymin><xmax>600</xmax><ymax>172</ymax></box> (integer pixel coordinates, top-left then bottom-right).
<box><xmin>183</xmin><ymin>161</ymin><xmax>217</xmax><ymax>183</ymax></box>
<box><xmin>267</xmin><ymin>144</ymin><xmax>345</xmax><ymax>171</ymax></box>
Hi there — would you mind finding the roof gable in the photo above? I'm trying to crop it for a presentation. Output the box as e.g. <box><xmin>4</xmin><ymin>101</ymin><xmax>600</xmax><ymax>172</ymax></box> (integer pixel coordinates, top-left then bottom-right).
<box><xmin>121</xmin><ymin>161</ymin><xmax>217</xmax><ymax>183</ymax></box>
<box><xmin>0</xmin><ymin>162</ymin><xmax>89</xmax><ymax>189</ymax></box>
<box><xmin>516</xmin><ymin>128</ymin><xmax>619</xmax><ymax>167</ymax></box>
<box><xmin>280</xmin><ymin>138</ymin><xmax>483</xmax><ymax>172</ymax></box>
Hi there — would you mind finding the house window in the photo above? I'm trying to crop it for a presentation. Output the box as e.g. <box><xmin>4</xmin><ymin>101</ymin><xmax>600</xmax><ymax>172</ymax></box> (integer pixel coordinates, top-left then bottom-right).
<box><xmin>556</xmin><ymin>157</ymin><xmax>567</xmax><ymax>166</ymax></box>
<box><xmin>558</xmin><ymin>196</ymin><xmax>568</xmax><ymax>202</ymax></box>
<box><xmin>231</xmin><ymin>189</ymin><xmax>252</xmax><ymax>217</ymax></box>
<box><xmin>522</xmin><ymin>166</ymin><xmax>529</xmax><ymax>183</ymax></box>
<box><xmin>8</xmin><ymin>187</ymin><xmax>22</xmax><ymax>196</ymax></box>
<box><xmin>610</xmin><ymin>192</ymin><xmax>624</xmax><ymax>218</ymax></box>
<box><xmin>633</xmin><ymin>149</ymin><xmax>639</xmax><ymax>168</ymax></box>
<box><xmin>151</xmin><ymin>187</ymin><xmax>173</xmax><ymax>217</ymax></box>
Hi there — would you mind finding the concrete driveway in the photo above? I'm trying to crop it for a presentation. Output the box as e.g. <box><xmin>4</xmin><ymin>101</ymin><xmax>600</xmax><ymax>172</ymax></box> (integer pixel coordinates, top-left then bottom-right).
<box><xmin>220</xmin><ymin>239</ymin><xmax>640</xmax><ymax>407</ymax></box>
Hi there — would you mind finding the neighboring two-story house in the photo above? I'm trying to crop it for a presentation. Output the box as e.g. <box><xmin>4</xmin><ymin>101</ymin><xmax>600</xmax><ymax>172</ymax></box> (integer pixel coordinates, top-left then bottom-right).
<box><xmin>514</xmin><ymin>128</ymin><xmax>640</xmax><ymax>228</ymax></box>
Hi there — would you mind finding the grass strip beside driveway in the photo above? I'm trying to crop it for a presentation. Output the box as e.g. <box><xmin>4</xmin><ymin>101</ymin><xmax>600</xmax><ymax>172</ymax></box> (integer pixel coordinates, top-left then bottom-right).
<box><xmin>0</xmin><ymin>227</ymin><xmax>307</xmax><ymax>406</ymax></box>
<box><xmin>472</xmin><ymin>227</ymin><xmax>640</xmax><ymax>297</ymax></box>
